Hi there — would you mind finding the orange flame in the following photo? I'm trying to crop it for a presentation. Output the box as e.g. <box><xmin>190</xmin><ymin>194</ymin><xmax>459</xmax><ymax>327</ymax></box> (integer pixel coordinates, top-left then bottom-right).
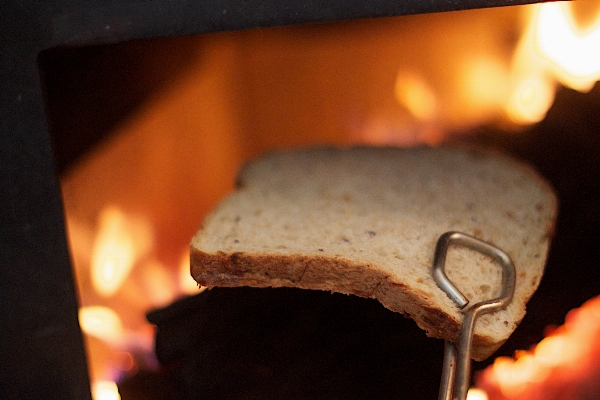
<box><xmin>392</xmin><ymin>2</ymin><xmax>600</xmax><ymax>130</ymax></box>
<box><xmin>91</xmin><ymin>207</ymin><xmax>152</xmax><ymax>296</ymax></box>
<box><xmin>79</xmin><ymin>306</ymin><xmax>124</xmax><ymax>346</ymax></box>
<box><xmin>505</xmin><ymin>76</ymin><xmax>555</xmax><ymax>125</ymax></box>
<box><xmin>73</xmin><ymin>206</ymin><xmax>199</xmax><ymax>394</ymax></box>
<box><xmin>475</xmin><ymin>295</ymin><xmax>600</xmax><ymax>399</ymax></box>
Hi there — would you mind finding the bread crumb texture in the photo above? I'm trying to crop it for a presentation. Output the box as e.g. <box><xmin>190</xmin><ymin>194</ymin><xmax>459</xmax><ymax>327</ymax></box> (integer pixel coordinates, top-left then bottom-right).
<box><xmin>191</xmin><ymin>146</ymin><xmax>557</xmax><ymax>360</ymax></box>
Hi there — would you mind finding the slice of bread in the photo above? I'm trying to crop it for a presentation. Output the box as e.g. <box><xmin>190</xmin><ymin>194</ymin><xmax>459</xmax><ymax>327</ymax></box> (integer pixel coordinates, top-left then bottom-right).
<box><xmin>190</xmin><ymin>146</ymin><xmax>557</xmax><ymax>360</ymax></box>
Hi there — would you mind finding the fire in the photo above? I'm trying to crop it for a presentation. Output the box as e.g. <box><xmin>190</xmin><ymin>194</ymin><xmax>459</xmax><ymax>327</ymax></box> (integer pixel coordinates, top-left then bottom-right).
<box><xmin>460</xmin><ymin>56</ymin><xmax>508</xmax><ymax>114</ymax></box>
<box><xmin>467</xmin><ymin>388</ymin><xmax>489</xmax><ymax>400</ymax></box>
<box><xmin>505</xmin><ymin>76</ymin><xmax>555</xmax><ymax>125</ymax></box>
<box><xmin>68</xmin><ymin>205</ymin><xmax>203</xmax><ymax>396</ymax></box>
<box><xmin>79</xmin><ymin>306</ymin><xmax>124</xmax><ymax>346</ymax></box>
<box><xmin>392</xmin><ymin>1</ymin><xmax>600</xmax><ymax>129</ymax></box>
<box><xmin>92</xmin><ymin>381</ymin><xmax>121</xmax><ymax>400</ymax></box>
<box><xmin>60</xmin><ymin>29</ymin><xmax>239</xmax><ymax>395</ymax></box>
<box><xmin>475</xmin><ymin>295</ymin><xmax>600</xmax><ymax>399</ymax></box>
<box><xmin>507</xmin><ymin>1</ymin><xmax>600</xmax><ymax>124</ymax></box>
<box><xmin>535</xmin><ymin>1</ymin><xmax>600</xmax><ymax>92</ymax></box>
<box><xmin>91</xmin><ymin>207</ymin><xmax>152</xmax><ymax>296</ymax></box>
<box><xmin>56</xmin><ymin>2</ymin><xmax>600</xmax><ymax>397</ymax></box>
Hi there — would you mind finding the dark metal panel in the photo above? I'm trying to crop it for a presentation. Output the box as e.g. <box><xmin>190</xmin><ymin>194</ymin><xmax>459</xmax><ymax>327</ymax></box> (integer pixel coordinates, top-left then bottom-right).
<box><xmin>47</xmin><ymin>0</ymin><xmax>541</xmax><ymax>46</ymax></box>
<box><xmin>0</xmin><ymin>3</ymin><xmax>92</xmax><ymax>400</ymax></box>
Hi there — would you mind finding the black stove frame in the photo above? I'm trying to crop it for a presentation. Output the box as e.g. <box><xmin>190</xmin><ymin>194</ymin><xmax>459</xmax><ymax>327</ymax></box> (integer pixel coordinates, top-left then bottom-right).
<box><xmin>1</xmin><ymin>1</ymin><xmax>541</xmax><ymax>398</ymax></box>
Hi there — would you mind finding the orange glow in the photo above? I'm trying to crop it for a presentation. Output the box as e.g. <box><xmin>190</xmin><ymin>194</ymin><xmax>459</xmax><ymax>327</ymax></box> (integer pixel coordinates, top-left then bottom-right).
<box><xmin>91</xmin><ymin>207</ymin><xmax>152</xmax><ymax>296</ymax></box>
<box><xmin>92</xmin><ymin>381</ymin><xmax>121</xmax><ymax>400</ymax></box>
<box><xmin>180</xmin><ymin>249</ymin><xmax>204</xmax><ymax>295</ymax></box>
<box><xmin>141</xmin><ymin>260</ymin><xmax>177</xmax><ymax>308</ymax></box>
<box><xmin>493</xmin><ymin>353</ymin><xmax>549</xmax><ymax>398</ymax></box>
<box><xmin>79</xmin><ymin>306</ymin><xmax>124</xmax><ymax>346</ymax></box>
<box><xmin>506</xmin><ymin>77</ymin><xmax>555</xmax><ymax>125</ymax></box>
<box><xmin>533</xmin><ymin>335</ymin><xmax>570</xmax><ymax>367</ymax></box>
<box><xmin>476</xmin><ymin>295</ymin><xmax>600</xmax><ymax>399</ymax></box>
<box><xmin>62</xmin><ymin>37</ymin><xmax>243</xmax><ymax>393</ymax></box>
<box><xmin>394</xmin><ymin>73</ymin><xmax>438</xmax><ymax>120</ymax></box>
<box><xmin>460</xmin><ymin>56</ymin><xmax>508</xmax><ymax>112</ymax></box>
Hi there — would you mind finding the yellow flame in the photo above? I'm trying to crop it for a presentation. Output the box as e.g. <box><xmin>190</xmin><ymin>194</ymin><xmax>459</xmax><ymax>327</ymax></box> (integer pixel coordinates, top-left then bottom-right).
<box><xmin>535</xmin><ymin>1</ymin><xmax>600</xmax><ymax>92</ymax></box>
<box><xmin>92</xmin><ymin>380</ymin><xmax>121</xmax><ymax>400</ymax></box>
<box><xmin>506</xmin><ymin>1</ymin><xmax>600</xmax><ymax>124</ymax></box>
<box><xmin>91</xmin><ymin>207</ymin><xmax>152</xmax><ymax>296</ymax></box>
<box><xmin>466</xmin><ymin>388</ymin><xmax>488</xmax><ymax>400</ymax></box>
<box><xmin>79</xmin><ymin>306</ymin><xmax>124</xmax><ymax>345</ymax></box>
<box><xmin>506</xmin><ymin>76</ymin><xmax>555</xmax><ymax>124</ymax></box>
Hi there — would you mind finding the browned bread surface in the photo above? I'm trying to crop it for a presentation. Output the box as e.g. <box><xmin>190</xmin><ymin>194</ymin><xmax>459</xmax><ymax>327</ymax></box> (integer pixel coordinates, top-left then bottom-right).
<box><xmin>191</xmin><ymin>146</ymin><xmax>557</xmax><ymax>360</ymax></box>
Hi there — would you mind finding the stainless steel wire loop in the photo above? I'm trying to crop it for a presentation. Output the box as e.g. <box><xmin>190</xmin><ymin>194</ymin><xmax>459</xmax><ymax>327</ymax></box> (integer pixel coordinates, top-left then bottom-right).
<box><xmin>433</xmin><ymin>231</ymin><xmax>516</xmax><ymax>400</ymax></box>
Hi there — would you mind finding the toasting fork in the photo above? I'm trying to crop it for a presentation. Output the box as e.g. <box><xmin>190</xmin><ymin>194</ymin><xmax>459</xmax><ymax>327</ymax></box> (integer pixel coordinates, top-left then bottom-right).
<box><xmin>432</xmin><ymin>232</ymin><xmax>516</xmax><ymax>400</ymax></box>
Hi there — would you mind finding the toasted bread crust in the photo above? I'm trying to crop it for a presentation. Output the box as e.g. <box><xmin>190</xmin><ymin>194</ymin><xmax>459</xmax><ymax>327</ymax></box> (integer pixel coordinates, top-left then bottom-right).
<box><xmin>192</xmin><ymin>248</ymin><xmax>503</xmax><ymax>360</ymax></box>
<box><xmin>190</xmin><ymin>146</ymin><xmax>557</xmax><ymax>360</ymax></box>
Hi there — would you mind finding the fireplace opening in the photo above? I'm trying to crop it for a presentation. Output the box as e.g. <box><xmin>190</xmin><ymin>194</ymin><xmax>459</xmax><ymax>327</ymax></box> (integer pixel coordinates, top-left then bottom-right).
<box><xmin>38</xmin><ymin>2</ymin><xmax>600</xmax><ymax>399</ymax></box>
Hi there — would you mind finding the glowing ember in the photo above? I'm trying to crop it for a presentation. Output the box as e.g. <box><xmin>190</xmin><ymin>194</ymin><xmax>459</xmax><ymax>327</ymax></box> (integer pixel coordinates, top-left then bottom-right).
<box><xmin>475</xmin><ymin>295</ymin><xmax>600</xmax><ymax>399</ymax></box>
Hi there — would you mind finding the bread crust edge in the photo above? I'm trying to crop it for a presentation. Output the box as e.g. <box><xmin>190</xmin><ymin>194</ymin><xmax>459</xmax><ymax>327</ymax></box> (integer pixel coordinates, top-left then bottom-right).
<box><xmin>190</xmin><ymin>247</ymin><xmax>503</xmax><ymax>360</ymax></box>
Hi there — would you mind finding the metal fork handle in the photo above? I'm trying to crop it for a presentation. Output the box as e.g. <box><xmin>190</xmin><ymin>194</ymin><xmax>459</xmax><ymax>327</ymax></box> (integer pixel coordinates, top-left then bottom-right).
<box><xmin>433</xmin><ymin>232</ymin><xmax>516</xmax><ymax>400</ymax></box>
